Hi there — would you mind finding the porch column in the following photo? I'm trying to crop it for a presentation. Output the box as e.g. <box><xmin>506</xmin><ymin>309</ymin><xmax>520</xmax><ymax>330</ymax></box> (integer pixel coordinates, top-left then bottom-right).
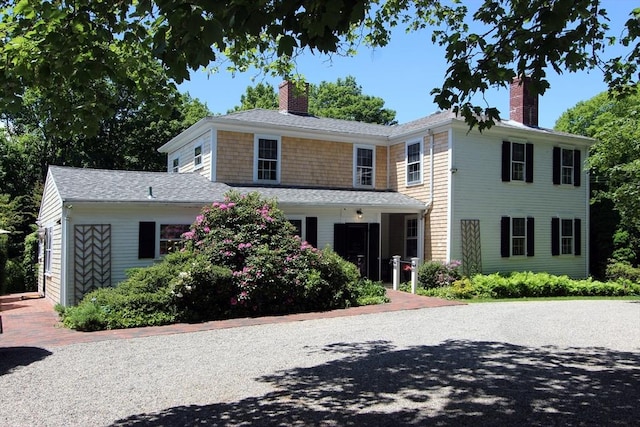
<box><xmin>411</xmin><ymin>257</ymin><xmax>419</xmax><ymax>294</ymax></box>
<box><xmin>391</xmin><ymin>255</ymin><xmax>401</xmax><ymax>290</ymax></box>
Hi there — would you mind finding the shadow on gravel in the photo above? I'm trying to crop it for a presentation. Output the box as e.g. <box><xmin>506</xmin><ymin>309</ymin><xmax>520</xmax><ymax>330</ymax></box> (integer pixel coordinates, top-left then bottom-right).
<box><xmin>112</xmin><ymin>339</ymin><xmax>640</xmax><ymax>426</ymax></box>
<box><xmin>0</xmin><ymin>347</ymin><xmax>52</xmax><ymax>375</ymax></box>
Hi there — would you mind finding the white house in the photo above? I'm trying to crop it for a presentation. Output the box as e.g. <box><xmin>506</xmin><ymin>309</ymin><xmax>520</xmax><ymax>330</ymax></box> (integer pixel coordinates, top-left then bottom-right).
<box><xmin>38</xmin><ymin>79</ymin><xmax>593</xmax><ymax>306</ymax></box>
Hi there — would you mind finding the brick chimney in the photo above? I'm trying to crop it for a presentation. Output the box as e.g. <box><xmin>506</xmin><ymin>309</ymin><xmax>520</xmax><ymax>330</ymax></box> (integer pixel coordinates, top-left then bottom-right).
<box><xmin>509</xmin><ymin>76</ymin><xmax>539</xmax><ymax>127</ymax></box>
<box><xmin>279</xmin><ymin>81</ymin><xmax>309</xmax><ymax>115</ymax></box>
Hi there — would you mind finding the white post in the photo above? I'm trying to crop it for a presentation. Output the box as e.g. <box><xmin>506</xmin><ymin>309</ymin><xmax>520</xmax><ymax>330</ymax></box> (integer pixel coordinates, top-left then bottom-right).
<box><xmin>411</xmin><ymin>257</ymin><xmax>419</xmax><ymax>294</ymax></box>
<box><xmin>392</xmin><ymin>255</ymin><xmax>401</xmax><ymax>290</ymax></box>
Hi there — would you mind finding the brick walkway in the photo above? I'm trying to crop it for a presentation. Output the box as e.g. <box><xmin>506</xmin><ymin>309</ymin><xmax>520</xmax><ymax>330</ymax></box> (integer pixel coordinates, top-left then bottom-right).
<box><xmin>0</xmin><ymin>291</ymin><xmax>463</xmax><ymax>348</ymax></box>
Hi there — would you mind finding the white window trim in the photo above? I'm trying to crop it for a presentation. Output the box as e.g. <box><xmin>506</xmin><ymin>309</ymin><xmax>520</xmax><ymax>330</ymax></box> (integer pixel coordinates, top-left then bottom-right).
<box><xmin>353</xmin><ymin>144</ymin><xmax>376</xmax><ymax>188</ymax></box>
<box><xmin>44</xmin><ymin>226</ymin><xmax>53</xmax><ymax>275</ymax></box>
<box><xmin>159</xmin><ymin>224</ymin><xmax>192</xmax><ymax>256</ymax></box>
<box><xmin>405</xmin><ymin>215</ymin><xmax>418</xmax><ymax>258</ymax></box>
<box><xmin>171</xmin><ymin>157</ymin><xmax>180</xmax><ymax>173</ymax></box>
<box><xmin>510</xmin><ymin>217</ymin><xmax>527</xmax><ymax>257</ymax></box>
<box><xmin>194</xmin><ymin>144</ymin><xmax>203</xmax><ymax>170</ymax></box>
<box><xmin>406</xmin><ymin>139</ymin><xmax>423</xmax><ymax>186</ymax></box>
<box><xmin>253</xmin><ymin>134</ymin><xmax>281</xmax><ymax>184</ymax></box>
<box><xmin>560</xmin><ymin>146</ymin><xmax>574</xmax><ymax>185</ymax></box>
<box><xmin>287</xmin><ymin>216</ymin><xmax>306</xmax><ymax>240</ymax></box>
<box><xmin>560</xmin><ymin>218</ymin><xmax>574</xmax><ymax>255</ymax></box>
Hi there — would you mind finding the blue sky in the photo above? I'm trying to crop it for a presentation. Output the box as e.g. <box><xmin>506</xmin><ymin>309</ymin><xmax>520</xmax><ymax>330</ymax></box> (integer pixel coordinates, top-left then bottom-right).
<box><xmin>178</xmin><ymin>1</ymin><xmax>634</xmax><ymax>129</ymax></box>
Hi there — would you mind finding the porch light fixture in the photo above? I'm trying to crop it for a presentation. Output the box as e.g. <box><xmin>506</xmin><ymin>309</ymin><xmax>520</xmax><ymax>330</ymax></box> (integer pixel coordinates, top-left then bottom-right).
<box><xmin>356</xmin><ymin>209</ymin><xmax>363</xmax><ymax>219</ymax></box>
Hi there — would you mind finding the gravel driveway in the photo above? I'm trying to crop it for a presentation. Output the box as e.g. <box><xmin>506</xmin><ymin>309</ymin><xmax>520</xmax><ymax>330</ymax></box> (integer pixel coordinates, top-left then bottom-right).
<box><xmin>1</xmin><ymin>300</ymin><xmax>639</xmax><ymax>426</ymax></box>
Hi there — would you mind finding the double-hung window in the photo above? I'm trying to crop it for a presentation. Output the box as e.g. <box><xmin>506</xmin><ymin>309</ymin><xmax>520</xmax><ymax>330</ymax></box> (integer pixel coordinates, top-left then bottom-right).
<box><xmin>501</xmin><ymin>216</ymin><xmax>535</xmax><ymax>257</ymax></box>
<box><xmin>254</xmin><ymin>135</ymin><xmax>280</xmax><ymax>183</ymax></box>
<box><xmin>160</xmin><ymin>224</ymin><xmax>191</xmax><ymax>255</ymax></box>
<box><xmin>553</xmin><ymin>147</ymin><xmax>581</xmax><ymax>186</ymax></box>
<box><xmin>44</xmin><ymin>226</ymin><xmax>53</xmax><ymax>274</ymax></box>
<box><xmin>551</xmin><ymin>217</ymin><xmax>582</xmax><ymax>256</ymax></box>
<box><xmin>172</xmin><ymin>158</ymin><xmax>179</xmax><ymax>173</ymax></box>
<box><xmin>406</xmin><ymin>140</ymin><xmax>423</xmax><ymax>185</ymax></box>
<box><xmin>194</xmin><ymin>145</ymin><xmax>203</xmax><ymax>169</ymax></box>
<box><xmin>405</xmin><ymin>216</ymin><xmax>418</xmax><ymax>258</ymax></box>
<box><xmin>354</xmin><ymin>145</ymin><xmax>375</xmax><ymax>187</ymax></box>
<box><xmin>502</xmin><ymin>141</ymin><xmax>533</xmax><ymax>183</ymax></box>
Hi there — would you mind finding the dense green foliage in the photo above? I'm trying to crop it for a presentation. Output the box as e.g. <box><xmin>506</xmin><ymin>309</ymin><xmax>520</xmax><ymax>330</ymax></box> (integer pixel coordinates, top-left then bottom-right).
<box><xmin>555</xmin><ymin>87</ymin><xmax>640</xmax><ymax>275</ymax></box>
<box><xmin>0</xmin><ymin>86</ymin><xmax>210</xmax><ymax>295</ymax></box>
<box><xmin>57</xmin><ymin>192</ymin><xmax>388</xmax><ymax>331</ymax></box>
<box><xmin>229</xmin><ymin>76</ymin><xmax>397</xmax><ymax>125</ymax></box>
<box><xmin>417</xmin><ymin>260</ymin><xmax>462</xmax><ymax>289</ymax></box>
<box><xmin>406</xmin><ymin>272</ymin><xmax>640</xmax><ymax>300</ymax></box>
<box><xmin>1</xmin><ymin>1</ymin><xmax>638</xmax><ymax>133</ymax></box>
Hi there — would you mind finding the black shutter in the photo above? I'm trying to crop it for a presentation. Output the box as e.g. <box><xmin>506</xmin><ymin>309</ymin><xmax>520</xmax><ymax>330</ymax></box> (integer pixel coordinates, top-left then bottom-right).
<box><xmin>551</xmin><ymin>217</ymin><xmax>560</xmax><ymax>256</ymax></box>
<box><xmin>138</xmin><ymin>222</ymin><xmax>156</xmax><ymax>259</ymax></box>
<box><xmin>502</xmin><ymin>141</ymin><xmax>511</xmax><ymax>182</ymax></box>
<box><xmin>526</xmin><ymin>217</ymin><xmax>535</xmax><ymax>257</ymax></box>
<box><xmin>305</xmin><ymin>217</ymin><xmax>318</xmax><ymax>248</ymax></box>
<box><xmin>500</xmin><ymin>216</ymin><xmax>511</xmax><ymax>257</ymax></box>
<box><xmin>553</xmin><ymin>147</ymin><xmax>561</xmax><ymax>185</ymax></box>
<box><xmin>573</xmin><ymin>149</ymin><xmax>581</xmax><ymax>187</ymax></box>
<box><xmin>368</xmin><ymin>223</ymin><xmax>380</xmax><ymax>281</ymax></box>
<box><xmin>525</xmin><ymin>143</ymin><xmax>534</xmax><ymax>183</ymax></box>
<box><xmin>333</xmin><ymin>224</ymin><xmax>347</xmax><ymax>258</ymax></box>
<box><xmin>574</xmin><ymin>218</ymin><xmax>582</xmax><ymax>255</ymax></box>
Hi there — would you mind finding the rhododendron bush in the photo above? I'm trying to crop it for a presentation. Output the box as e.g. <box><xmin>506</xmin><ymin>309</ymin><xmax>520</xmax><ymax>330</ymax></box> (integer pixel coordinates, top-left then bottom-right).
<box><xmin>171</xmin><ymin>191</ymin><xmax>361</xmax><ymax>320</ymax></box>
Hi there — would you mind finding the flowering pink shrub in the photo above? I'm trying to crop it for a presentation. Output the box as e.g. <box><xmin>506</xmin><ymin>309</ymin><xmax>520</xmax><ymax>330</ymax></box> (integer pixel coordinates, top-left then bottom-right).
<box><xmin>171</xmin><ymin>191</ymin><xmax>359</xmax><ymax>319</ymax></box>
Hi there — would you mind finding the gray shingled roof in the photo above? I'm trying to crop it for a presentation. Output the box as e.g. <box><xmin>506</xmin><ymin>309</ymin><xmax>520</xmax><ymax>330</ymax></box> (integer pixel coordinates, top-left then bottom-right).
<box><xmin>230</xmin><ymin>186</ymin><xmax>426</xmax><ymax>209</ymax></box>
<box><xmin>216</xmin><ymin>109</ymin><xmax>393</xmax><ymax>138</ymax></box>
<box><xmin>49</xmin><ymin>166</ymin><xmax>229</xmax><ymax>204</ymax></box>
<box><xmin>212</xmin><ymin>108</ymin><xmax>592</xmax><ymax>142</ymax></box>
<box><xmin>48</xmin><ymin>166</ymin><xmax>426</xmax><ymax>209</ymax></box>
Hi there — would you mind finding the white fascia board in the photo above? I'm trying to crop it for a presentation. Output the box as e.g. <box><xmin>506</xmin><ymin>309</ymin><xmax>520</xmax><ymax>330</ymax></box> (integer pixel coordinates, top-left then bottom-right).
<box><xmin>387</xmin><ymin>120</ymin><xmax>455</xmax><ymax>143</ymax></box>
<box><xmin>157</xmin><ymin>117</ymin><xmax>217</xmax><ymax>153</ymax></box>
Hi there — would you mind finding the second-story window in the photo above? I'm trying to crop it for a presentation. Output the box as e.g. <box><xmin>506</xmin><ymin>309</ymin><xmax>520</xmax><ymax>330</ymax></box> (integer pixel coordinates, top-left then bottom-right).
<box><xmin>172</xmin><ymin>158</ymin><xmax>179</xmax><ymax>173</ymax></box>
<box><xmin>553</xmin><ymin>147</ymin><xmax>581</xmax><ymax>187</ymax></box>
<box><xmin>254</xmin><ymin>135</ymin><xmax>280</xmax><ymax>183</ymax></box>
<box><xmin>561</xmin><ymin>148</ymin><xmax>574</xmax><ymax>185</ymax></box>
<box><xmin>406</xmin><ymin>140</ymin><xmax>422</xmax><ymax>185</ymax></box>
<box><xmin>194</xmin><ymin>145</ymin><xmax>203</xmax><ymax>169</ymax></box>
<box><xmin>354</xmin><ymin>145</ymin><xmax>375</xmax><ymax>187</ymax></box>
<box><xmin>502</xmin><ymin>141</ymin><xmax>533</xmax><ymax>183</ymax></box>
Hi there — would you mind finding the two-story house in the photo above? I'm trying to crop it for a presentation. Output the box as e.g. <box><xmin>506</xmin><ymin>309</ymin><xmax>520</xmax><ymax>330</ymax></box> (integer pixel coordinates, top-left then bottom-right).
<box><xmin>38</xmin><ymin>79</ymin><xmax>593</xmax><ymax>306</ymax></box>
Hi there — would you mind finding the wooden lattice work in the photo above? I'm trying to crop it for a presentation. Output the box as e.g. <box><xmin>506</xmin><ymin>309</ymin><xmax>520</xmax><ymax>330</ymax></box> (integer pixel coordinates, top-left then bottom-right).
<box><xmin>460</xmin><ymin>219</ymin><xmax>482</xmax><ymax>277</ymax></box>
<box><xmin>74</xmin><ymin>224</ymin><xmax>112</xmax><ymax>303</ymax></box>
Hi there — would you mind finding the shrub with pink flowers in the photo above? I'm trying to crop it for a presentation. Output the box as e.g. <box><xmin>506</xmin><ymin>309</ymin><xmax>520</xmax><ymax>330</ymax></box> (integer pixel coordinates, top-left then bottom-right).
<box><xmin>171</xmin><ymin>191</ymin><xmax>361</xmax><ymax>320</ymax></box>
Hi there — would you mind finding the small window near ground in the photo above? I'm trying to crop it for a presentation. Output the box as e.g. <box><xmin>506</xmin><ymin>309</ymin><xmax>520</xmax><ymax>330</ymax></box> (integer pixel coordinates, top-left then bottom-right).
<box><xmin>160</xmin><ymin>224</ymin><xmax>191</xmax><ymax>255</ymax></box>
<box><xmin>194</xmin><ymin>145</ymin><xmax>203</xmax><ymax>169</ymax></box>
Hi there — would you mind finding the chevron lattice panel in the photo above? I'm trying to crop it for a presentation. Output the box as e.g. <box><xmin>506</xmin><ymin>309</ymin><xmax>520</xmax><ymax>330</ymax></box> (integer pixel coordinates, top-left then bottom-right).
<box><xmin>460</xmin><ymin>219</ymin><xmax>482</xmax><ymax>277</ymax></box>
<box><xmin>74</xmin><ymin>224</ymin><xmax>112</xmax><ymax>304</ymax></box>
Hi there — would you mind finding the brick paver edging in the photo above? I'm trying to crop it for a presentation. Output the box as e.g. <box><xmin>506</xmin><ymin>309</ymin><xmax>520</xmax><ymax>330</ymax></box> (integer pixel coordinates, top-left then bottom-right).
<box><xmin>0</xmin><ymin>291</ymin><xmax>463</xmax><ymax>348</ymax></box>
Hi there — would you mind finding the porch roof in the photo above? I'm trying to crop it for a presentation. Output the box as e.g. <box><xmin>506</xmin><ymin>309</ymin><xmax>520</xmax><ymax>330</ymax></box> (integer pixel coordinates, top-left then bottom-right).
<box><xmin>47</xmin><ymin>166</ymin><xmax>425</xmax><ymax>210</ymax></box>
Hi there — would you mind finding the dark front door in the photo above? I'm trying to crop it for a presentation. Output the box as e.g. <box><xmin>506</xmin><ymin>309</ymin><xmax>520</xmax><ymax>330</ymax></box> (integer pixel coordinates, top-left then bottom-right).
<box><xmin>334</xmin><ymin>223</ymin><xmax>380</xmax><ymax>280</ymax></box>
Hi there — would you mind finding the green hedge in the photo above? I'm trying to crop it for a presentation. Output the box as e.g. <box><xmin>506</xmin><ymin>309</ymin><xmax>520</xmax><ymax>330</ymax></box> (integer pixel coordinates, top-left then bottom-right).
<box><xmin>411</xmin><ymin>271</ymin><xmax>640</xmax><ymax>300</ymax></box>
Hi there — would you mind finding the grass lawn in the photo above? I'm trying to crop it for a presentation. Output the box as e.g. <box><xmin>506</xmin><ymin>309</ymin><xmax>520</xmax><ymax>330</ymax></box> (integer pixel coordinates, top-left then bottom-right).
<box><xmin>462</xmin><ymin>295</ymin><xmax>640</xmax><ymax>303</ymax></box>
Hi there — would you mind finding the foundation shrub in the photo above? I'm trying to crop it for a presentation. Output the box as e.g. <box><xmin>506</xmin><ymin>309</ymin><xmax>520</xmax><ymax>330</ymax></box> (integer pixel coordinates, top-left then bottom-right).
<box><xmin>605</xmin><ymin>261</ymin><xmax>640</xmax><ymax>283</ymax></box>
<box><xmin>418</xmin><ymin>260</ymin><xmax>461</xmax><ymax>289</ymax></box>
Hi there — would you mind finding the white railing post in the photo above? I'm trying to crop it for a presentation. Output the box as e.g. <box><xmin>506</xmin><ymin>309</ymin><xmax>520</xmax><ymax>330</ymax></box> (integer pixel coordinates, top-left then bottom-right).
<box><xmin>392</xmin><ymin>255</ymin><xmax>401</xmax><ymax>290</ymax></box>
<box><xmin>411</xmin><ymin>257</ymin><xmax>419</xmax><ymax>294</ymax></box>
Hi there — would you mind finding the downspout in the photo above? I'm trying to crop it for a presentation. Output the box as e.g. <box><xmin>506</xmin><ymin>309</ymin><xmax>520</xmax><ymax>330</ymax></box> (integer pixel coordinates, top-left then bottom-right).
<box><xmin>585</xmin><ymin>149</ymin><xmax>590</xmax><ymax>278</ymax></box>
<box><xmin>419</xmin><ymin>129</ymin><xmax>436</xmax><ymax>262</ymax></box>
<box><xmin>386</xmin><ymin>143</ymin><xmax>390</xmax><ymax>190</ymax></box>
<box><xmin>60</xmin><ymin>204</ymin><xmax>69</xmax><ymax>306</ymax></box>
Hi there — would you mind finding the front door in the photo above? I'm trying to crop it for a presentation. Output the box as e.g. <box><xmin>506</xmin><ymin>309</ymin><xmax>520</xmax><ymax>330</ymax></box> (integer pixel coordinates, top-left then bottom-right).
<box><xmin>333</xmin><ymin>223</ymin><xmax>380</xmax><ymax>280</ymax></box>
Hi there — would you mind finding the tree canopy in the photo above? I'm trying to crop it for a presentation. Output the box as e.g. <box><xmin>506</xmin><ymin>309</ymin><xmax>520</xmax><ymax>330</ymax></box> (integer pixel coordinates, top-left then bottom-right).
<box><xmin>555</xmin><ymin>87</ymin><xmax>640</xmax><ymax>266</ymax></box>
<box><xmin>229</xmin><ymin>77</ymin><xmax>396</xmax><ymax>124</ymax></box>
<box><xmin>1</xmin><ymin>1</ymin><xmax>638</xmax><ymax>132</ymax></box>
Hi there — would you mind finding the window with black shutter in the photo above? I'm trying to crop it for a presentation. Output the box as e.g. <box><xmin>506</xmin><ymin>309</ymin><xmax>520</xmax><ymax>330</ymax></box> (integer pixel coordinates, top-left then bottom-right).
<box><xmin>138</xmin><ymin>222</ymin><xmax>156</xmax><ymax>259</ymax></box>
